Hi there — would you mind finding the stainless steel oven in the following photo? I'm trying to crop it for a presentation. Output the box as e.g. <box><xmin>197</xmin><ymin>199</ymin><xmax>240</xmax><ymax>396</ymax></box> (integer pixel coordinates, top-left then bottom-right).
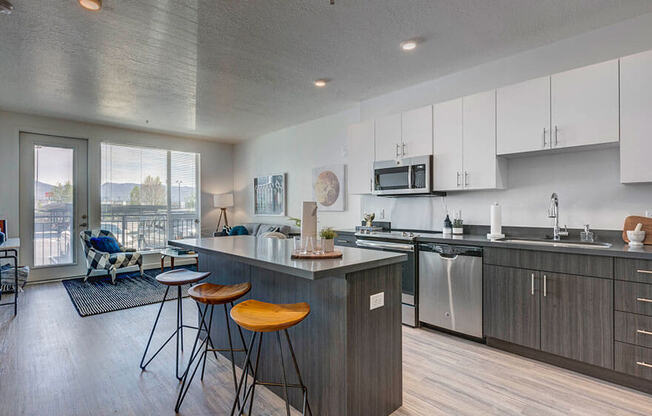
<box><xmin>355</xmin><ymin>237</ymin><xmax>418</xmax><ymax>327</ymax></box>
<box><xmin>373</xmin><ymin>155</ymin><xmax>432</xmax><ymax>196</ymax></box>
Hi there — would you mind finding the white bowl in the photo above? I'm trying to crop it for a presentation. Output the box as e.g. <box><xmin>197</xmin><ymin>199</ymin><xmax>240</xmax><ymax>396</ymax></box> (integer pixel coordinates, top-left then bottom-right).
<box><xmin>627</xmin><ymin>230</ymin><xmax>646</xmax><ymax>247</ymax></box>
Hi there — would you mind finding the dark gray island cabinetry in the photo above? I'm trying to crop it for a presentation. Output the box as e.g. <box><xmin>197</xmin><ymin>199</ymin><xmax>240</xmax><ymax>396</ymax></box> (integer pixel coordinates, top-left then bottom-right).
<box><xmin>169</xmin><ymin>236</ymin><xmax>406</xmax><ymax>416</ymax></box>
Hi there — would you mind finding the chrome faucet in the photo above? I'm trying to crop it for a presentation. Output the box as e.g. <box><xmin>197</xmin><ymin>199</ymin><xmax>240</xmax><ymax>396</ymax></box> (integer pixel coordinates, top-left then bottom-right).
<box><xmin>548</xmin><ymin>193</ymin><xmax>560</xmax><ymax>240</ymax></box>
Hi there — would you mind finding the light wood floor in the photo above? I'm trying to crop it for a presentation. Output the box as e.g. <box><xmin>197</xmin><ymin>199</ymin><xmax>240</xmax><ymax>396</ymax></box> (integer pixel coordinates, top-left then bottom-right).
<box><xmin>1</xmin><ymin>282</ymin><xmax>651</xmax><ymax>416</ymax></box>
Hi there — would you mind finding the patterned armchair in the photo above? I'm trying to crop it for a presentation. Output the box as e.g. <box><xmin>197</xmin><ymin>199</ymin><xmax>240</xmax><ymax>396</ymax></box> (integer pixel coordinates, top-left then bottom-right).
<box><xmin>80</xmin><ymin>230</ymin><xmax>143</xmax><ymax>284</ymax></box>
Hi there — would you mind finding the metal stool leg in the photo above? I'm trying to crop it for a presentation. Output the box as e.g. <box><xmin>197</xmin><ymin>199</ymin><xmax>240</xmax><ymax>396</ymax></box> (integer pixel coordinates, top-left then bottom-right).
<box><xmin>200</xmin><ymin>305</ymin><xmax>215</xmax><ymax>381</ymax></box>
<box><xmin>178</xmin><ymin>286</ymin><xmax>184</xmax><ymax>352</ymax></box>
<box><xmin>224</xmin><ymin>303</ymin><xmax>243</xmax><ymax>411</ymax></box>
<box><xmin>140</xmin><ymin>286</ymin><xmax>171</xmax><ymax>370</ymax></box>
<box><xmin>230</xmin><ymin>332</ymin><xmax>259</xmax><ymax>416</ymax></box>
<box><xmin>277</xmin><ymin>331</ymin><xmax>291</xmax><ymax>416</ymax></box>
<box><xmin>175</xmin><ymin>305</ymin><xmax>211</xmax><ymax>412</ymax></box>
<box><xmin>244</xmin><ymin>333</ymin><xmax>263</xmax><ymax>416</ymax></box>
<box><xmin>285</xmin><ymin>329</ymin><xmax>312</xmax><ymax>416</ymax></box>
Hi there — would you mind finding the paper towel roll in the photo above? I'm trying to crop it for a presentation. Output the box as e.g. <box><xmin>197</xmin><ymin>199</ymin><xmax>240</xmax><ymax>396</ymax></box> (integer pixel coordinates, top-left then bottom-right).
<box><xmin>490</xmin><ymin>202</ymin><xmax>502</xmax><ymax>236</ymax></box>
<box><xmin>301</xmin><ymin>201</ymin><xmax>318</xmax><ymax>239</ymax></box>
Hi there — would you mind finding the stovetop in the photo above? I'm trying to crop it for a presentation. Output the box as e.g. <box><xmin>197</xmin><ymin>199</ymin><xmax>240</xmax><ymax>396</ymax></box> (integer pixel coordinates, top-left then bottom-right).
<box><xmin>355</xmin><ymin>230</ymin><xmax>422</xmax><ymax>241</ymax></box>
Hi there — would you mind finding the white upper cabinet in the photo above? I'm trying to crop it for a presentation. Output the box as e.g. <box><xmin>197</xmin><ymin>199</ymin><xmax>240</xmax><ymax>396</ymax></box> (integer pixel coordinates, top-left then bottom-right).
<box><xmin>433</xmin><ymin>98</ymin><xmax>464</xmax><ymax>191</ymax></box>
<box><xmin>621</xmin><ymin>51</ymin><xmax>652</xmax><ymax>183</ymax></box>
<box><xmin>374</xmin><ymin>105</ymin><xmax>433</xmax><ymax>161</ymax></box>
<box><xmin>497</xmin><ymin>76</ymin><xmax>550</xmax><ymax>155</ymax></box>
<box><xmin>401</xmin><ymin>105</ymin><xmax>433</xmax><ymax>157</ymax></box>
<box><xmin>374</xmin><ymin>113</ymin><xmax>402</xmax><ymax>161</ymax></box>
<box><xmin>346</xmin><ymin>120</ymin><xmax>375</xmax><ymax>194</ymax></box>
<box><xmin>463</xmin><ymin>90</ymin><xmax>504</xmax><ymax>190</ymax></box>
<box><xmin>551</xmin><ymin>59</ymin><xmax>619</xmax><ymax>149</ymax></box>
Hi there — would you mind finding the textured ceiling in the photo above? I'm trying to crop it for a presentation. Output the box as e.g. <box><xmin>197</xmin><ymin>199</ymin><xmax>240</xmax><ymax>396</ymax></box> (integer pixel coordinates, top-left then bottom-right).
<box><xmin>2</xmin><ymin>1</ymin><xmax>652</xmax><ymax>142</ymax></box>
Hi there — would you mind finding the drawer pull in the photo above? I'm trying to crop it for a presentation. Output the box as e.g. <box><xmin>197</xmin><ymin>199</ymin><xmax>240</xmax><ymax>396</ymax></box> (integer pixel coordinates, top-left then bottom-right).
<box><xmin>636</xmin><ymin>361</ymin><xmax>652</xmax><ymax>369</ymax></box>
<box><xmin>636</xmin><ymin>297</ymin><xmax>652</xmax><ymax>304</ymax></box>
<box><xmin>637</xmin><ymin>329</ymin><xmax>652</xmax><ymax>336</ymax></box>
<box><xmin>637</xmin><ymin>269</ymin><xmax>652</xmax><ymax>275</ymax></box>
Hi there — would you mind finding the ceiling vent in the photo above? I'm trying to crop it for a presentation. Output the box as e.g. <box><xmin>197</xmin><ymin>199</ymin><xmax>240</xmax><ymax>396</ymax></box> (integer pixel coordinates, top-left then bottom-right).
<box><xmin>0</xmin><ymin>0</ymin><xmax>13</xmax><ymax>14</ymax></box>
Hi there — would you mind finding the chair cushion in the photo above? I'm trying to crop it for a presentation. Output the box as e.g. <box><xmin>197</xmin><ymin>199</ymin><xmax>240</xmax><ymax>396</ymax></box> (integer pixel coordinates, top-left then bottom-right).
<box><xmin>90</xmin><ymin>236</ymin><xmax>122</xmax><ymax>254</ymax></box>
<box><xmin>108</xmin><ymin>252</ymin><xmax>141</xmax><ymax>268</ymax></box>
<box><xmin>229</xmin><ymin>225</ymin><xmax>249</xmax><ymax>236</ymax></box>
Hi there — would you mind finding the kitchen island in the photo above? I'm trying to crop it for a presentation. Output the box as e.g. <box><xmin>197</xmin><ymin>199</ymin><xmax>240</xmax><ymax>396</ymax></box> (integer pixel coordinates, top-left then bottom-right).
<box><xmin>169</xmin><ymin>236</ymin><xmax>407</xmax><ymax>416</ymax></box>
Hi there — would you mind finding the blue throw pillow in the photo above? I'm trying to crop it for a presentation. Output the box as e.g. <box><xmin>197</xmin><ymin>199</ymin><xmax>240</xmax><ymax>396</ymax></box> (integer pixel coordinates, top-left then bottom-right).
<box><xmin>90</xmin><ymin>236</ymin><xmax>122</xmax><ymax>253</ymax></box>
<box><xmin>228</xmin><ymin>225</ymin><xmax>249</xmax><ymax>236</ymax></box>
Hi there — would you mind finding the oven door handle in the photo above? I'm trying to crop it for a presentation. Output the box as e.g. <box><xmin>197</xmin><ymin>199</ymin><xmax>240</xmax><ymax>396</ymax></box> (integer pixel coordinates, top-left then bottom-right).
<box><xmin>356</xmin><ymin>240</ymin><xmax>414</xmax><ymax>252</ymax></box>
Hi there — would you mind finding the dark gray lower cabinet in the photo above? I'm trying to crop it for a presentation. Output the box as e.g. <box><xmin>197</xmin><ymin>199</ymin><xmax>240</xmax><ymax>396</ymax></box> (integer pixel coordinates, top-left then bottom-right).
<box><xmin>540</xmin><ymin>272</ymin><xmax>613</xmax><ymax>368</ymax></box>
<box><xmin>484</xmin><ymin>265</ymin><xmax>540</xmax><ymax>350</ymax></box>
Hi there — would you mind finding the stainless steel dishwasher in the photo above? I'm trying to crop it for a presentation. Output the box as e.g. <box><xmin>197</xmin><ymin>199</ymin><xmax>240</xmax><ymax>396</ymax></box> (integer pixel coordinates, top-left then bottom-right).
<box><xmin>418</xmin><ymin>243</ymin><xmax>483</xmax><ymax>338</ymax></box>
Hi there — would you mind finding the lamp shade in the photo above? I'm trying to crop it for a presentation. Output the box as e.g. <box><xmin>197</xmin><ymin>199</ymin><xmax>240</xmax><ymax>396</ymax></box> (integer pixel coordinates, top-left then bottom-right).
<box><xmin>214</xmin><ymin>193</ymin><xmax>234</xmax><ymax>208</ymax></box>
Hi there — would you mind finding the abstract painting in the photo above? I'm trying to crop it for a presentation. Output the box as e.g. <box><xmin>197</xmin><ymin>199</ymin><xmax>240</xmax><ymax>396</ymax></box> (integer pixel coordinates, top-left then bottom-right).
<box><xmin>253</xmin><ymin>173</ymin><xmax>286</xmax><ymax>216</ymax></box>
<box><xmin>312</xmin><ymin>164</ymin><xmax>345</xmax><ymax>211</ymax></box>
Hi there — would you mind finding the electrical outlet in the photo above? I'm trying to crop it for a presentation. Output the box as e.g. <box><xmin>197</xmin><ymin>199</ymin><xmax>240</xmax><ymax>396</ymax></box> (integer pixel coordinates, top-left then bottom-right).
<box><xmin>370</xmin><ymin>292</ymin><xmax>384</xmax><ymax>310</ymax></box>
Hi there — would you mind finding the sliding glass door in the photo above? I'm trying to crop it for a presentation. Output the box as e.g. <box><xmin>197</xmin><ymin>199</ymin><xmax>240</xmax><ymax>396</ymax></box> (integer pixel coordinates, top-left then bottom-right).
<box><xmin>19</xmin><ymin>133</ymin><xmax>89</xmax><ymax>281</ymax></box>
<box><xmin>100</xmin><ymin>143</ymin><xmax>199</xmax><ymax>251</ymax></box>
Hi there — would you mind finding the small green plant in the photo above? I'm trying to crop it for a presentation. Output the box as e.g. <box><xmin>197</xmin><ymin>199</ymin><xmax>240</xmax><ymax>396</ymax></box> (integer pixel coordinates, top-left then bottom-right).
<box><xmin>453</xmin><ymin>218</ymin><xmax>463</xmax><ymax>228</ymax></box>
<box><xmin>320</xmin><ymin>227</ymin><xmax>337</xmax><ymax>239</ymax></box>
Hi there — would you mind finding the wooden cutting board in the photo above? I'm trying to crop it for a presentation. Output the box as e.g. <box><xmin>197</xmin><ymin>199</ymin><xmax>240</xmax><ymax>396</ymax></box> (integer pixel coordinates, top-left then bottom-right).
<box><xmin>622</xmin><ymin>216</ymin><xmax>652</xmax><ymax>244</ymax></box>
<box><xmin>291</xmin><ymin>250</ymin><xmax>343</xmax><ymax>259</ymax></box>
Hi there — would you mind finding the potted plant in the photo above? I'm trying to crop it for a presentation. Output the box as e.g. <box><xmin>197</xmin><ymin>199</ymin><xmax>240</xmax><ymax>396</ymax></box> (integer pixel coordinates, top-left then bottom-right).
<box><xmin>452</xmin><ymin>218</ymin><xmax>464</xmax><ymax>235</ymax></box>
<box><xmin>320</xmin><ymin>227</ymin><xmax>337</xmax><ymax>252</ymax></box>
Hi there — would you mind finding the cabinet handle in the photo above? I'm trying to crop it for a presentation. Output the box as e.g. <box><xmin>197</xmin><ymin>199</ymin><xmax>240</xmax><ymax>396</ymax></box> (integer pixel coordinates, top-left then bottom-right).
<box><xmin>636</xmin><ymin>361</ymin><xmax>652</xmax><ymax>369</ymax></box>
<box><xmin>531</xmin><ymin>273</ymin><xmax>535</xmax><ymax>296</ymax></box>
<box><xmin>402</xmin><ymin>143</ymin><xmax>407</xmax><ymax>157</ymax></box>
<box><xmin>456</xmin><ymin>172</ymin><xmax>461</xmax><ymax>187</ymax></box>
<box><xmin>636</xmin><ymin>297</ymin><xmax>652</xmax><ymax>304</ymax></box>
<box><xmin>542</xmin><ymin>128</ymin><xmax>547</xmax><ymax>148</ymax></box>
<box><xmin>637</xmin><ymin>329</ymin><xmax>652</xmax><ymax>336</ymax></box>
<box><xmin>554</xmin><ymin>125</ymin><xmax>558</xmax><ymax>146</ymax></box>
<box><xmin>464</xmin><ymin>171</ymin><xmax>469</xmax><ymax>187</ymax></box>
<box><xmin>637</xmin><ymin>269</ymin><xmax>652</xmax><ymax>275</ymax></box>
<box><xmin>370</xmin><ymin>178</ymin><xmax>373</xmax><ymax>192</ymax></box>
<box><xmin>543</xmin><ymin>275</ymin><xmax>547</xmax><ymax>297</ymax></box>
<box><xmin>395</xmin><ymin>143</ymin><xmax>400</xmax><ymax>158</ymax></box>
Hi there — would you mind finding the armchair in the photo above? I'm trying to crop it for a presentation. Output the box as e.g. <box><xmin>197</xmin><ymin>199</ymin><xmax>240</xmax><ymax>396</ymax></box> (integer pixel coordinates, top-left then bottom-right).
<box><xmin>80</xmin><ymin>230</ymin><xmax>143</xmax><ymax>284</ymax></box>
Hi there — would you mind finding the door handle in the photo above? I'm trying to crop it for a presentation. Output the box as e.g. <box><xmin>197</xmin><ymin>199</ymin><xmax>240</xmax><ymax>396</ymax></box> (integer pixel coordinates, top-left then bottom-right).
<box><xmin>531</xmin><ymin>273</ymin><xmax>535</xmax><ymax>296</ymax></box>
<box><xmin>456</xmin><ymin>172</ymin><xmax>461</xmax><ymax>187</ymax></box>
<box><xmin>402</xmin><ymin>143</ymin><xmax>407</xmax><ymax>157</ymax></box>
<box><xmin>636</xmin><ymin>329</ymin><xmax>652</xmax><ymax>336</ymax></box>
<box><xmin>464</xmin><ymin>171</ymin><xmax>469</xmax><ymax>187</ymax></box>
<box><xmin>543</xmin><ymin>127</ymin><xmax>547</xmax><ymax>148</ymax></box>
<box><xmin>543</xmin><ymin>275</ymin><xmax>547</xmax><ymax>297</ymax></box>
<box><xmin>554</xmin><ymin>125</ymin><xmax>558</xmax><ymax>146</ymax></box>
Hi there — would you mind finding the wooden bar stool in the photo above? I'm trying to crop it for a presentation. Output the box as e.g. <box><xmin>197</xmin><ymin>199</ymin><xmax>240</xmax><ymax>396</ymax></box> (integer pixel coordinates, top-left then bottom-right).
<box><xmin>175</xmin><ymin>282</ymin><xmax>253</xmax><ymax>413</ymax></box>
<box><xmin>229</xmin><ymin>299</ymin><xmax>312</xmax><ymax>416</ymax></box>
<box><xmin>140</xmin><ymin>268</ymin><xmax>209</xmax><ymax>379</ymax></box>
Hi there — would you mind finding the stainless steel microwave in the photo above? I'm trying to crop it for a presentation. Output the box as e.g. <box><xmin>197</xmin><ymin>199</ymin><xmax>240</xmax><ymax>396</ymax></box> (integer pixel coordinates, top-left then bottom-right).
<box><xmin>373</xmin><ymin>155</ymin><xmax>432</xmax><ymax>196</ymax></box>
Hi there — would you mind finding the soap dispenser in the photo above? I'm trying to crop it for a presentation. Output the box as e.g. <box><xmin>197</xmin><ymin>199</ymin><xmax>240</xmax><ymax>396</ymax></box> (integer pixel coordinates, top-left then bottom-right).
<box><xmin>580</xmin><ymin>224</ymin><xmax>594</xmax><ymax>242</ymax></box>
<box><xmin>443</xmin><ymin>214</ymin><xmax>452</xmax><ymax>235</ymax></box>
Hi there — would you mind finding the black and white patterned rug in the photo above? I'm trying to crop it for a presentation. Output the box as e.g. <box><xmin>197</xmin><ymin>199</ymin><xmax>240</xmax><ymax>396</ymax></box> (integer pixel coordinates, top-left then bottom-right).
<box><xmin>62</xmin><ymin>266</ymin><xmax>196</xmax><ymax>317</ymax></box>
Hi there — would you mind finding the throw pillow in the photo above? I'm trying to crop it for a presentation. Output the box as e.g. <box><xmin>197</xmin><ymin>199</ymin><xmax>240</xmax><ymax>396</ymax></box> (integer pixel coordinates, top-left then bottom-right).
<box><xmin>90</xmin><ymin>236</ymin><xmax>122</xmax><ymax>253</ymax></box>
<box><xmin>228</xmin><ymin>225</ymin><xmax>249</xmax><ymax>236</ymax></box>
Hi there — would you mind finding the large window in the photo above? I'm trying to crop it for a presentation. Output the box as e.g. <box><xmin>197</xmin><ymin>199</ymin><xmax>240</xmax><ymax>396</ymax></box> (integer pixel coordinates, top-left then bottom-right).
<box><xmin>101</xmin><ymin>143</ymin><xmax>200</xmax><ymax>250</ymax></box>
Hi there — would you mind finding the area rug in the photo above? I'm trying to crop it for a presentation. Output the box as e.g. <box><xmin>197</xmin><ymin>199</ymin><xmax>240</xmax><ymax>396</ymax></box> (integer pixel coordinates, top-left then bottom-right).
<box><xmin>62</xmin><ymin>266</ymin><xmax>196</xmax><ymax>317</ymax></box>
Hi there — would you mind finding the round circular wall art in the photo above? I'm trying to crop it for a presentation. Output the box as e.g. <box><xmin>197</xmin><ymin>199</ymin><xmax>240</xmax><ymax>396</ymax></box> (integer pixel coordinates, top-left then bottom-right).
<box><xmin>314</xmin><ymin>170</ymin><xmax>340</xmax><ymax>206</ymax></box>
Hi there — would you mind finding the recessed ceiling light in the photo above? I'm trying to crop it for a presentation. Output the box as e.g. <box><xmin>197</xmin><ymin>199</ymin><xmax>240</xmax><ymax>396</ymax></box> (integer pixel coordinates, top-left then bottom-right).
<box><xmin>400</xmin><ymin>40</ymin><xmax>418</xmax><ymax>51</ymax></box>
<box><xmin>314</xmin><ymin>79</ymin><xmax>329</xmax><ymax>88</ymax></box>
<box><xmin>0</xmin><ymin>0</ymin><xmax>14</xmax><ymax>15</ymax></box>
<box><xmin>79</xmin><ymin>0</ymin><xmax>101</xmax><ymax>11</ymax></box>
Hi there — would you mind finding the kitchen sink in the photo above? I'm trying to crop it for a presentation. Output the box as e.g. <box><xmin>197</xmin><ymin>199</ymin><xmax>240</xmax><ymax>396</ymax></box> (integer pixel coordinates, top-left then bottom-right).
<box><xmin>496</xmin><ymin>238</ymin><xmax>612</xmax><ymax>249</ymax></box>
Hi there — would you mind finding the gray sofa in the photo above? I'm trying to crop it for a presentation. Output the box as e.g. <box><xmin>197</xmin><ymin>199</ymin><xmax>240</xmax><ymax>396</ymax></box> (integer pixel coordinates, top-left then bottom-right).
<box><xmin>217</xmin><ymin>223</ymin><xmax>292</xmax><ymax>238</ymax></box>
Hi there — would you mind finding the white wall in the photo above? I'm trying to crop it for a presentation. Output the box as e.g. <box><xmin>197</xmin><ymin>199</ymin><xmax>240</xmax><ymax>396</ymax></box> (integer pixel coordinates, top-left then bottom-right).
<box><xmin>0</xmin><ymin>110</ymin><xmax>234</xmax><ymax>239</ymax></box>
<box><xmin>232</xmin><ymin>12</ymin><xmax>652</xmax><ymax>232</ymax></box>
<box><xmin>232</xmin><ymin>107</ymin><xmax>362</xmax><ymax>231</ymax></box>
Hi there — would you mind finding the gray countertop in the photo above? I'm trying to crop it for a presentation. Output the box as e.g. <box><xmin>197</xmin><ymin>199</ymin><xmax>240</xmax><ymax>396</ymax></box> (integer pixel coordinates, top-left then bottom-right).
<box><xmin>169</xmin><ymin>236</ymin><xmax>407</xmax><ymax>280</ymax></box>
<box><xmin>416</xmin><ymin>233</ymin><xmax>652</xmax><ymax>260</ymax></box>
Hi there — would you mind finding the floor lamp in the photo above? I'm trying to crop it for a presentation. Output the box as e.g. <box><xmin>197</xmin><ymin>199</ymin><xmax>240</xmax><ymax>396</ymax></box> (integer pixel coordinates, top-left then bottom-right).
<box><xmin>214</xmin><ymin>193</ymin><xmax>234</xmax><ymax>234</ymax></box>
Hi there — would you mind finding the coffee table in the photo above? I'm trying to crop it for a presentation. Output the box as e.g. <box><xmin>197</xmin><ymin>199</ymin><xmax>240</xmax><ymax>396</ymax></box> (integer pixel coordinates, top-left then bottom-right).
<box><xmin>160</xmin><ymin>248</ymin><xmax>199</xmax><ymax>273</ymax></box>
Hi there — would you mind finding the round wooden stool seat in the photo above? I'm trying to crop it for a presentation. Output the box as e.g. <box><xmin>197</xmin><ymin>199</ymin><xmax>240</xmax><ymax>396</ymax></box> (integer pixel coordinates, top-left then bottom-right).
<box><xmin>155</xmin><ymin>269</ymin><xmax>210</xmax><ymax>286</ymax></box>
<box><xmin>188</xmin><ymin>282</ymin><xmax>251</xmax><ymax>305</ymax></box>
<box><xmin>230</xmin><ymin>299</ymin><xmax>310</xmax><ymax>333</ymax></box>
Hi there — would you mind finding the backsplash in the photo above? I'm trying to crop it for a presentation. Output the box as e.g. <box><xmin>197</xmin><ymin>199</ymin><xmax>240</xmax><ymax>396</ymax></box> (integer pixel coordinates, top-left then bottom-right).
<box><xmin>361</xmin><ymin>147</ymin><xmax>652</xmax><ymax>231</ymax></box>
